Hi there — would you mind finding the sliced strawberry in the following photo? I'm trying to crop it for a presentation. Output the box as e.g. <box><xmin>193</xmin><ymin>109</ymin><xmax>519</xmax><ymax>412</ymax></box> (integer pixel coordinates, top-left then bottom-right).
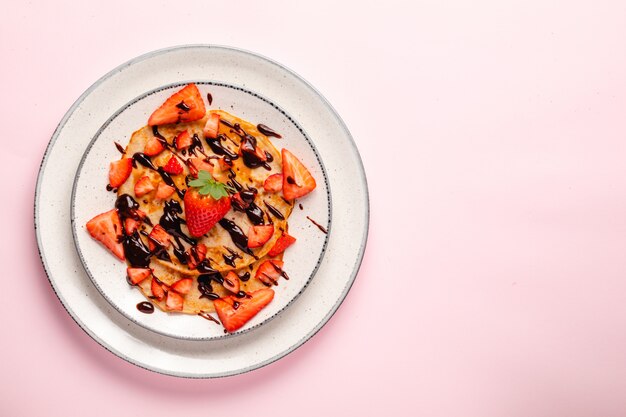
<box><xmin>170</xmin><ymin>278</ymin><xmax>193</xmax><ymax>295</ymax></box>
<box><xmin>263</xmin><ymin>174</ymin><xmax>283</xmax><ymax>193</ymax></box>
<box><xmin>155</xmin><ymin>181</ymin><xmax>175</xmax><ymax>200</ymax></box>
<box><xmin>124</xmin><ymin>209</ymin><xmax>147</xmax><ymax>234</ymax></box>
<box><xmin>175</xmin><ymin>130</ymin><xmax>192</xmax><ymax>150</ymax></box>
<box><xmin>127</xmin><ymin>268</ymin><xmax>151</xmax><ymax>285</ymax></box>
<box><xmin>166</xmin><ymin>290</ymin><xmax>184</xmax><ymax>311</ymax></box>
<box><xmin>124</xmin><ymin>217</ymin><xmax>140</xmax><ymax>235</ymax></box>
<box><xmin>134</xmin><ymin>176</ymin><xmax>155</xmax><ymax>197</ymax></box>
<box><xmin>248</xmin><ymin>225</ymin><xmax>274</xmax><ymax>248</ymax></box>
<box><xmin>230</xmin><ymin>192</ymin><xmax>249</xmax><ymax>211</ymax></box>
<box><xmin>268</xmin><ymin>233</ymin><xmax>296</xmax><ymax>257</ymax></box>
<box><xmin>162</xmin><ymin>156</ymin><xmax>184</xmax><ymax>175</ymax></box>
<box><xmin>186</xmin><ymin>243</ymin><xmax>207</xmax><ymax>269</ymax></box>
<box><xmin>109</xmin><ymin>158</ymin><xmax>133</xmax><ymax>188</ymax></box>
<box><xmin>148</xmin><ymin>224</ymin><xmax>171</xmax><ymax>251</ymax></box>
<box><xmin>255</xmin><ymin>260</ymin><xmax>285</xmax><ymax>286</ymax></box>
<box><xmin>86</xmin><ymin>209</ymin><xmax>124</xmax><ymax>260</ymax></box>
<box><xmin>151</xmin><ymin>278</ymin><xmax>166</xmax><ymax>301</ymax></box>
<box><xmin>203</xmin><ymin>113</ymin><xmax>220</xmax><ymax>139</ymax></box>
<box><xmin>144</xmin><ymin>135</ymin><xmax>165</xmax><ymax>156</ymax></box>
<box><xmin>223</xmin><ymin>271</ymin><xmax>240</xmax><ymax>294</ymax></box>
<box><xmin>148</xmin><ymin>83</ymin><xmax>206</xmax><ymax>126</ymax></box>
<box><xmin>188</xmin><ymin>157</ymin><xmax>214</xmax><ymax>178</ymax></box>
<box><xmin>214</xmin><ymin>288</ymin><xmax>275</xmax><ymax>332</ymax></box>
<box><xmin>218</xmin><ymin>157</ymin><xmax>233</xmax><ymax>172</ymax></box>
<box><xmin>281</xmin><ymin>149</ymin><xmax>316</xmax><ymax>200</ymax></box>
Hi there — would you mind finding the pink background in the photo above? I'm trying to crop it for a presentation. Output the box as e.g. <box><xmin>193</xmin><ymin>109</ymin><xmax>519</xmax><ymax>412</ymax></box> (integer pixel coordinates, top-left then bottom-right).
<box><xmin>3</xmin><ymin>0</ymin><xmax>626</xmax><ymax>415</ymax></box>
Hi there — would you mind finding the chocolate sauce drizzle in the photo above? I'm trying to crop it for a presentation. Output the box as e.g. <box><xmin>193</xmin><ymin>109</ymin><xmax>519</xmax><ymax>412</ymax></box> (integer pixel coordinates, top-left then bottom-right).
<box><xmin>220</xmin><ymin>119</ymin><xmax>235</xmax><ymax>128</ymax></box>
<box><xmin>198</xmin><ymin>311</ymin><xmax>220</xmax><ymax>324</ymax></box>
<box><xmin>124</xmin><ymin>232</ymin><xmax>153</xmax><ymax>267</ymax></box>
<box><xmin>152</xmin><ymin>126</ymin><xmax>166</xmax><ymax>141</ymax></box>
<box><xmin>206</xmin><ymin>134</ymin><xmax>239</xmax><ymax>159</ymax></box>
<box><xmin>222</xmin><ymin>247</ymin><xmax>242</xmax><ymax>267</ymax></box>
<box><xmin>159</xmin><ymin>200</ymin><xmax>196</xmax><ymax>245</ymax></box>
<box><xmin>307</xmin><ymin>216</ymin><xmax>328</xmax><ymax>234</ymax></box>
<box><xmin>136</xmin><ymin>302</ymin><xmax>154</xmax><ymax>314</ymax></box>
<box><xmin>206</xmin><ymin>93</ymin><xmax>213</xmax><ymax>106</ymax></box>
<box><xmin>218</xmin><ymin>218</ymin><xmax>254</xmax><ymax>256</ymax></box>
<box><xmin>264</xmin><ymin>201</ymin><xmax>285</xmax><ymax>220</ymax></box>
<box><xmin>239</xmin><ymin>135</ymin><xmax>271</xmax><ymax>170</ymax></box>
<box><xmin>176</xmin><ymin>101</ymin><xmax>191</xmax><ymax>111</ymax></box>
<box><xmin>114</xmin><ymin>141</ymin><xmax>126</xmax><ymax>154</ymax></box>
<box><xmin>115</xmin><ymin>194</ymin><xmax>153</xmax><ymax>267</ymax></box>
<box><xmin>223</xmin><ymin>122</ymin><xmax>271</xmax><ymax>170</ymax></box>
<box><xmin>257</xmin><ymin>124</ymin><xmax>282</xmax><ymax>138</ymax></box>
<box><xmin>197</xmin><ymin>273</ymin><xmax>221</xmax><ymax>300</ymax></box>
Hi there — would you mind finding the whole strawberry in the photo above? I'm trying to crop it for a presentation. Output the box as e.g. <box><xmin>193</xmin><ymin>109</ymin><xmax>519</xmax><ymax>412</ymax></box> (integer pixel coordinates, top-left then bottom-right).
<box><xmin>184</xmin><ymin>170</ymin><xmax>233</xmax><ymax>237</ymax></box>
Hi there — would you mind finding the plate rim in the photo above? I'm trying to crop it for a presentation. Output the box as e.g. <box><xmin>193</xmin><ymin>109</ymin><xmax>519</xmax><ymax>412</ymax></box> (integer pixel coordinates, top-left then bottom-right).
<box><xmin>34</xmin><ymin>44</ymin><xmax>370</xmax><ymax>378</ymax></box>
<box><xmin>70</xmin><ymin>79</ymin><xmax>333</xmax><ymax>341</ymax></box>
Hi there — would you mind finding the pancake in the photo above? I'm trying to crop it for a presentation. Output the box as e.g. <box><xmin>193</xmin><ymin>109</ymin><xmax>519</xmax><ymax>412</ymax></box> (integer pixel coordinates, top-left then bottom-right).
<box><xmin>117</xmin><ymin>110</ymin><xmax>293</xmax><ymax>314</ymax></box>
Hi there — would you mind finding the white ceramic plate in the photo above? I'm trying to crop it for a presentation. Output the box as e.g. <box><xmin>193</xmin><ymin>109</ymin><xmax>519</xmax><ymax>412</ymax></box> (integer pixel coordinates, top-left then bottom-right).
<box><xmin>36</xmin><ymin>45</ymin><xmax>368</xmax><ymax>377</ymax></box>
<box><xmin>72</xmin><ymin>81</ymin><xmax>331</xmax><ymax>340</ymax></box>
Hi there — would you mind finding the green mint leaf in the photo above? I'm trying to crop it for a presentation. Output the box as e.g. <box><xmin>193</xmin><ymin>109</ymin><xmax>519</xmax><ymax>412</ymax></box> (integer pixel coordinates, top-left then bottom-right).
<box><xmin>189</xmin><ymin>168</ymin><xmax>230</xmax><ymax>200</ymax></box>
<box><xmin>197</xmin><ymin>170</ymin><xmax>213</xmax><ymax>180</ymax></box>
<box><xmin>199</xmin><ymin>184</ymin><xmax>213</xmax><ymax>195</ymax></box>
<box><xmin>188</xmin><ymin>179</ymin><xmax>206</xmax><ymax>187</ymax></box>
<box><xmin>214</xmin><ymin>186</ymin><xmax>229</xmax><ymax>199</ymax></box>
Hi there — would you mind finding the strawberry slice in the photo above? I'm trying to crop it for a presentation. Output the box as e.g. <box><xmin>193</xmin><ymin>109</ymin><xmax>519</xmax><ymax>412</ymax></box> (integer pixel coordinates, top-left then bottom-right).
<box><xmin>248</xmin><ymin>225</ymin><xmax>274</xmax><ymax>248</ymax></box>
<box><xmin>127</xmin><ymin>268</ymin><xmax>151</xmax><ymax>285</ymax></box>
<box><xmin>175</xmin><ymin>130</ymin><xmax>192</xmax><ymax>150</ymax></box>
<box><xmin>203</xmin><ymin>113</ymin><xmax>220</xmax><ymax>139</ymax></box>
<box><xmin>162</xmin><ymin>156</ymin><xmax>184</xmax><ymax>175</ymax></box>
<box><xmin>214</xmin><ymin>288</ymin><xmax>275</xmax><ymax>332</ymax></box>
<box><xmin>268</xmin><ymin>233</ymin><xmax>296</xmax><ymax>257</ymax></box>
<box><xmin>144</xmin><ymin>136</ymin><xmax>165</xmax><ymax>156</ymax></box>
<box><xmin>281</xmin><ymin>149</ymin><xmax>316</xmax><ymax>200</ymax></box>
<box><xmin>148</xmin><ymin>224</ymin><xmax>171</xmax><ymax>251</ymax></box>
<box><xmin>218</xmin><ymin>157</ymin><xmax>233</xmax><ymax>172</ymax></box>
<box><xmin>148</xmin><ymin>83</ymin><xmax>206</xmax><ymax>126</ymax></box>
<box><xmin>255</xmin><ymin>260</ymin><xmax>285</xmax><ymax>286</ymax></box>
<box><xmin>109</xmin><ymin>158</ymin><xmax>133</xmax><ymax>188</ymax></box>
<box><xmin>151</xmin><ymin>278</ymin><xmax>166</xmax><ymax>301</ymax></box>
<box><xmin>134</xmin><ymin>176</ymin><xmax>155</xmax><ymax>197</ymax></box>
<box><xmin>223</xmin><ymin>271</ymin><xmax>240</xmax><ymax>294</ymax></box>
<box><xmin>124</xmin><ymin>217</ymin><xmax>140</xmax><ymax>235</ymax></box>
<box><xmin>188</xmin><ymin>158</ymin><xmax>214</xmax><ymax>178</ymax></box>
<box><xmin>155</xmin><ymin>181</ymin><xmax>175</xmax><ymax>200</ymax></box>
<box><xmin>186</xmin><ymin>243</ymin><xmax>207</xmax><ymax>269</ymax></box>
<box><xmin>166</xmin><ymin>290</ymin><xmax>184</xmax><ymax>311</ymax></box>
<box><xmin>263</xmin><ymin>174</ymin><xmax>283</xmax><ymax>193</ymax></box>
<box><xmin>123</xmin><ymin>209</ymin><xmax>147</xmax><ymax>234</ymax></box>
<box><xmin>230</xmin><ymin>192</ymin><xmax>249</xmax><ymax>211</ymax></box>
<box><xmin>170</xmin><ymin>278</ymin><xmax>193</xmax><ymax>295</ymax></box>
<box><xmin>86</xmin><ymin>209</ymin><xmax>124</xmax><ymax>260</ymax></box>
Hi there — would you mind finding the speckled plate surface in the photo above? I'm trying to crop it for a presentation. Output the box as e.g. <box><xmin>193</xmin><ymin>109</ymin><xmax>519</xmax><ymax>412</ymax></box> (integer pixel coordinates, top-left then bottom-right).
<box><xmin>35</xmin><ymin>45</ymin><xmax>368</xmax><ymax>377</ymax></box>
<box><xmin>72</xmin><ymin>81</ymin><xmax>331</xmax><ymax>340</ymax></box>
